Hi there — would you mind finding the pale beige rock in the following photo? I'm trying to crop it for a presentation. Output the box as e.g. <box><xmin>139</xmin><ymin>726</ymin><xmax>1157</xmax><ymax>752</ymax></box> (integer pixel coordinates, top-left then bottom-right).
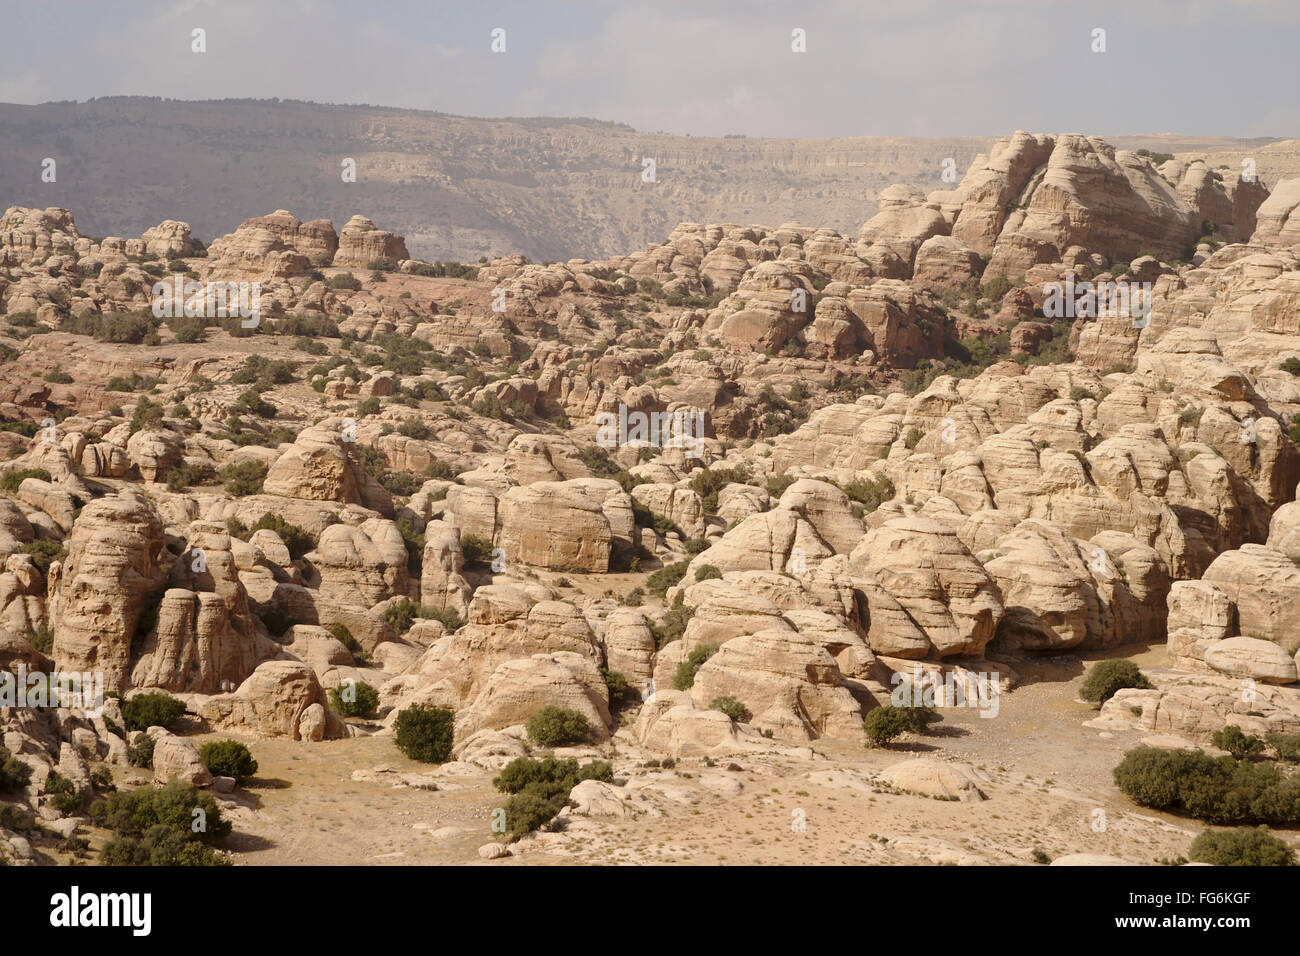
<box><xmin>878</xmin><ymin>758</ymin><xmax>987</xmax><ymax>802</ymax></box>
<box><xmin>849</xmin><ymin>516</ymin><xmax>1003</xmax><ymax>658</ymax></box>
<box><xmin>197</xmin><ymin>660</ymin><xmax>336</xmax><ymax>740</ymax></box>
<box><xmin>1203</xmin><ymin>544</ymin><xmax>1300</xmax><ymax>654</ymax></box>
<box><xmin>309</xmin><ymin>518</ymin><xmax>411</xmax><ymax>605</ymax></box>
<box><xmin>49</xmin><ymin>490</ymin><xmax>168</xmax><ymax>692</ymax></box>
<box><xmin>498</xmin><ymin>481</ymin><xmax>615</xmax><ymax>572</ymax></box>
<box><xmin>334</xmin><ymin>215</ymin><xmax>410</xmax><ymax>268</ymax></box>
<box><xmin>1204</xmin><ymin>636</ymin><xmax>1298</xmax><ymax>684</ymax></box>
<box><xmin>776</xmin><ymin>478</ymin><xmax>864</xmax><ymax>554</ymax></box>
<box><xmin>689</xmin><ymin>629</ymin><xmax>862</xmax><ymax>740</ymax></box>
<box><xmin>145</xmin><ymin>727</ymin><xmax>212</xmax><ymax>787</ymax></box>
<box><xmin>455</xmin><ymin>651</ymin><xmax>611</xmax><ymax>741</ymax></box>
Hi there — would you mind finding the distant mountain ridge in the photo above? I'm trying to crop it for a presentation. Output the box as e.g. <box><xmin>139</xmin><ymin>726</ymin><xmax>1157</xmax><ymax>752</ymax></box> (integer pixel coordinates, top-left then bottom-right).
<box><xmin>0</xmin><ymin>97</ymin><xmax>1287</xmax><ymax>263</ymax></box>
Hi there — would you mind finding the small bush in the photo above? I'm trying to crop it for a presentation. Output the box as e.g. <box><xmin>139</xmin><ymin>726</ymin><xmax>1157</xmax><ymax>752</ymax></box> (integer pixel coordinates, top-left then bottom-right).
<box><xmin>1188</xmin><ymin>826</ymin><xmax>1296</xmax><ymax>866</ymax></box>
<box><xmin>1079</xmin><ymin>659</ymin><xmax>1152</xmax><ymax>704</ymax></box>
<box><xmin>1212</xmin><ymin>725</ymin><xmax>1266</xmax><ymax>759</ymax></box>
<box><xmin>694</xmin><ymin>564</ymin><xmax>722</xmax><ymax>582</ymax></box>
<box><xmin>326</xmin><ymin>272</ymin><xmax>361</xmax><ymax>291</ymax></box>
<box><xmin>129</xmin><ymin>397</ymin><xmax>165</xmax><ymax>434</ymax></box>
<box><xmin>0</xmin><ymin>467</ymin><xmax>51</xmax><ymax>494</ymax></box>
<box><xmin>0</xmin><ymin>745</ymin><xmax>33</xmax><ymax>792</ymax></box>
<box><xmin>1265</xmin><ymin>732</ymin><xmax>1300</xmax><ymax>763</ymax></box>
<box><xmin>672</xmin><ymin>644</ymin><xmax>716</xmax><ymax>690</ymax></box>
<box><xmin>648</xmin><ymin>560</ymin><xmax>690</xmax><ymax>596</ymax></box>
<box><xmin>710</xmin><ymin>696</ymin><xmax>751</xmax><ymax>722</ymax></box>
<box><xmin>526</xmin><ymin>706</ymin><xmax>591</xmax><ymax>747</ymax></box>
<box><xmin>126</xmin><ymin>735</ymin><xmax>155</xmax><ymax>769</ymax></box>
<box><xmin>863</xmin><ymin>706</ymin><xmax>936</xmax><ymax>748</ymax></box>
<box><xmin>493</xmin><ymin>756</ymin><xmax>613</xmax><ymax>796</ymax></box>
<box><xmin>380</xmin><ymin>598</ymin><xmax>460</xmax><ymax>634</ymax></box>
<box><xmin>43</xmin><ymin>773</ymin><xmax>84</xmax><ymax>815</ymax></box>
<box><xmin>218</xmin><ymin>460</ymin><xmax>268</xmax><ymax>496</ymax></box>
<box><xmin>18</xmin><ymin>539</ymin><xmax>65</xmax><ymax>575</ymax></box>
<box><xmin>503</xmin><ymin>790</ymin><xmax>566</xmax><ymax>840</ymax></box>
<box><xmin>329</xmin><ymin>680</ymin><xmax>380</xmax><ymax>719</ymax></box>
<box><xmin>492</xmin><ymin>756</ymin><xmax>612</xmax><ymax>840</ymax></box>
<box><xmin>198</xmin><ymin>740</ymin><xmax>258</xmax><ymax>783</ymax></box>
<box><xmin>91</xmin><ymin>779</ymin><xmax>231</xmax><ymax>866</ymax></box>
<box><xmin>393</xmin><ymin>704</ymin><xmax>454</xmax><ymax>763</ymax></box>
<box><xmin>122</xmin><ymin>692</ymin><xmax>187</xmax><ymax>732</ymax></box>
<box><xmin>250</xmin><ymin>513</ymin><xmax>315</xmax><ymax>560</ymax></box>
<box><xmin>840</xmin><ymin>476</ymin><xmax>894</xmax><ymax>512</ymax></box>
<box><xmin>459</xmin><ymin>534</ymin><xmax>494</xmax><ymax>566</ymax></box>
<box><xmin>1113</xmin><ymin>746</ymin><xmax>1300</xmax><ymax>825</ymax></box>
<box><xmin>651</xmin><ymin>595</ymin><xmax>693</xmax><ymax>648</ymax></box>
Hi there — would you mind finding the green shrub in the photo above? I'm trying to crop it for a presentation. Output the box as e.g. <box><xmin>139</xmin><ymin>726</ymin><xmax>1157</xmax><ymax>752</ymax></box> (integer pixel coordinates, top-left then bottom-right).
<box><xmin>0</xmin><ymin>745</ymin><xmax>33</xmax><ymax>792</ymax></box>
<box><xmin>218</xmin><ymin>460</ymin><xmax>268</xmax><ymax>496</ymax></box>
<box><xmin>503</xmin><ymin>790</ymin><xmax>566</xmax><ymax>839</ymax></box>
<box><xmin>603</xmin><ymin>669</ymin><xmax>635</xmax><ymax>710</ymax></box>
<box><xmin>66</xmin><ymin>310</ymin><xmax>161</xmax><ymax>345</ymax></box>
<box><xmin>651</xmin><ymin>595</ymin><xmax>693</xmax><ymax>648</ymax></box>
<box><xmin>492</xmin><ymin>756</ymin><xmax>613</xmax><ymax>840</ymax></box>
<box><xmin>710</xmin><ymin>696</ymin><xmax>751</xmax><ymax>722</ymax></box>
<box><xmin>235</xmin><ymin>389</ymin><xmax>277</xmax><ymax>419</ymax></box>
<box><xmin>765</xmin><ymin>474</ymin><xmax>797</xmax><ymax>500</ymax></box>
<box><xmin>198</xmin><ymin>740</ymin><xmax>258</xmax><ymax>783</ymax></box>
<box><xmin>1265</xmin><ymin>732</ymin><xmax>1300</xmax><ymax>763</ymax></box>
<box><xmin>250</xmin><ymin>513</ymin><xmax>315</xmax><ymax>559</ymax></box>
<box><xmin>121</xmin><ymin>692</ymin><xmax>187</xmax><ymax>732</ymax></box>
<box><xmin>129</xmin><ymin>397</ymin><xmax>165</xmax><ymax>434</ymax></box>
<box><xmin>379</xmin><ymin>598</ymin><xmax>461</xmax><ymax>634</ymax></box>
<box><xmin>29</xmin><ymin>626</ymin><xmax>54</xmax><ymax>654</ymax></box>
<box><xmin>393</xmin><ymin>704</ymin><xmax>454</xmax><ymax>763</ymax></box>
<box><xmin>326</xmin><ymin>272</ymin><xmax>361</xmax><ymax>291</ymax></box>
<box><xmin>459</xmin><ymin>534</ymin><xmax>494</xmax><ymax>566</ymax></box>
<box><xmin>493</xmin><ymin>756</ymin><xmax>613</xmax><ymax>796</ymax></box>
<box><xmin>0</xmin><ymin>467</ymin><xmax>51</xmax><ymax>494</ymax></box>
<box><xmin>43</xmin><ymin>772</ymin><xmax>84</xmax><ymax>815</ymax></box>
<box><xmin>1080</xmin><ymin>659</ymin><xmax>1152</xmax><ymax>704</ymax></box>
<box><xmin>127</xmin><ymin>736</ymin><xmax>155</xmax><ymax>769</ymax></box>
<box><xmin>1212</xmin><ymin>725</ymin><xmax>1266</xmax><ymax>759</ymax></box>
<box><xmin>526</xmin><ymin>706</ymin><xmax>591</xmax><ymax>747</ymax></box>
<box><xmin>648</xmin><ymin>560</ymin><xmax>690</xmax><ymax>596</ymax></box>
<box><xmin>165</xmin><ymin>461</ymin><xmax>207</xmax><ymax>491</ymax></box>
<box><xmin>1113</xmin><ymin>746</ymin><xmax>1300</xmax><ymax>824</ymax></box>
<box><xmin>688</xmin><ymin>467</ymin><xmax>748</xmax><ymax>513</ymax></box>
<box><xmin>328</xmin><ymin>680</ymin><xmax>380</xmax><ymax>718</ymax></box>
<box><xmin>672</xmin><ymin>644</ymin><xmax>716</xmax><ymax>690</ymax></box>
<box><xmin>840</xmin><ymin>476</ymin><xmax>894</xmax><ymax>512</ymax></box>
<box><xmin>863</xmin><ymin>706</ymin><xmax>936</xmax><ymax>748</ymax></box>
<box><xmin>694</xmin><ymin>564</ymin><xmax>722</xmax><ymax>582</ymax></box>
<box><xmin>1188</xmin><ymin>826</ymin><xmax>1296</xmax><ymax>866</ymax></box>
<box><xmin>18</xmin><ymin>540</ymin><xmax>65</xmax><ymax>575</ymax></box>
<box><xmin>91</xmin><ymin>779</ymin><xmax>231</xmax><ymax>866</ymax></box>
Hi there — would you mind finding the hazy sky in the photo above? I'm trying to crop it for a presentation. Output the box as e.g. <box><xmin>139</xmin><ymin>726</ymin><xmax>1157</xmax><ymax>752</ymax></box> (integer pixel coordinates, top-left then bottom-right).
<box><xmin>1</xmin><ymin>0</ymin><xmax>1296</xmax><ymax>138</ymax></box>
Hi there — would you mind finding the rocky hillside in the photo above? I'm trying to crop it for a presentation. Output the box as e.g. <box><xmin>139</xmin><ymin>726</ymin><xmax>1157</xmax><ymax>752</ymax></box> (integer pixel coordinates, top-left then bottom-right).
<box><xmin>3</xmin><ymin>132</ymin><xmax>1300</xmax><ymax>865</ymax></box>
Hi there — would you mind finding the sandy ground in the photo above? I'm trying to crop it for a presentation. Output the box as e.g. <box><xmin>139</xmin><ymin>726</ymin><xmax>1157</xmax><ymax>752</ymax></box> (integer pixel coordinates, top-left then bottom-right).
<box><xmin>151</xmin><ymin>640</ymin><xmax>1298</xmax><ymax>867</ymax></box>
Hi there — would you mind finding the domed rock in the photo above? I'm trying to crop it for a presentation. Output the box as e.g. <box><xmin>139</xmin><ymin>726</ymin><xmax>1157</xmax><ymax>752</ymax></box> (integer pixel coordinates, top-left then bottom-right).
<box><xmin>849</xmin><ymin>516</ymin><xmax>1003</xmax><ymax>659</ymax></box>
